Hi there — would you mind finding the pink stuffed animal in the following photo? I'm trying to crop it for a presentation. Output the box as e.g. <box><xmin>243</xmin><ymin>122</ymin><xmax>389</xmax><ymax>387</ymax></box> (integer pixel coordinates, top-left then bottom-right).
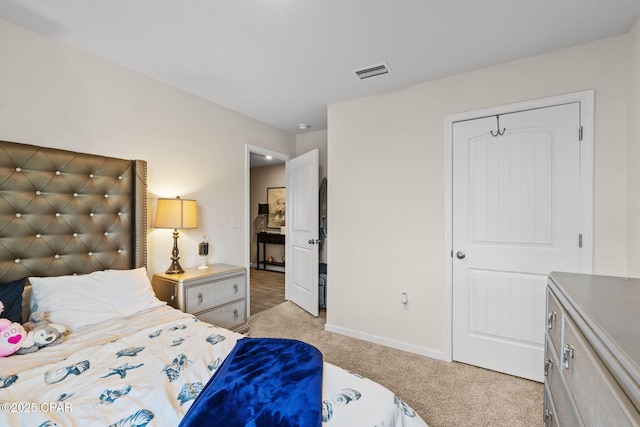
<box><xmin>0</xmin><ymin>301</ymin><xmax>26</xmax><ymax>357</ymax></box>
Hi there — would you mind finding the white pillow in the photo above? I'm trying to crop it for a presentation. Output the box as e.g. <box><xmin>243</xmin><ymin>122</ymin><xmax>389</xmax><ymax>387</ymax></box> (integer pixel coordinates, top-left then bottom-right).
<box><xmin>30</xmin><ymin>267</ymin><xmax>165</xmax><ymax>331</ymax></box>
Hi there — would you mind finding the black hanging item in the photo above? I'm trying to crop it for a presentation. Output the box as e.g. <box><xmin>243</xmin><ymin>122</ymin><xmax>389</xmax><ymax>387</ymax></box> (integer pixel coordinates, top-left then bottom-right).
<box><xmin>318</xmin><ymin>177</ymin><xmax>327</xmax><ymax>253</ymax></box>
<box><xmin>490</xmin><ymin>115</ymin><xmax>506</xmax><ymax>137</ymax></box>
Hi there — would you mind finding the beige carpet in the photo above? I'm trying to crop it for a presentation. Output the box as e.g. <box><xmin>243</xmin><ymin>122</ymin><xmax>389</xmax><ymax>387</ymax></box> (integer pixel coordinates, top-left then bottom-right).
<box><xmin>248</xmin><ymin>301</ymin><xmax>543</xmax><ymax>427</ymax></box>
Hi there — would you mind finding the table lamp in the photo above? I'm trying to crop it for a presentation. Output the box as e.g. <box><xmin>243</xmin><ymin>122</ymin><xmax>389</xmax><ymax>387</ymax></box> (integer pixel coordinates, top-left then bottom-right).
<box><xmin>258</xmin><ymin>203</ymin><xmax>269</xmax><ymax>232</ymax></box>
<box><xmin>155</xmin><ymin>196</ymin><xmax>199</xmax><ymax>274</ymax></box>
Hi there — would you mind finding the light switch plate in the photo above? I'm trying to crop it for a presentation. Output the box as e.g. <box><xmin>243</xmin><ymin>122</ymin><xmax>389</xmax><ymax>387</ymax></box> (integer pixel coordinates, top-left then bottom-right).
<box><xmin>231</xmin><ymin>217</ymin><xmax>241</xmax><ymax>229</ymax></box>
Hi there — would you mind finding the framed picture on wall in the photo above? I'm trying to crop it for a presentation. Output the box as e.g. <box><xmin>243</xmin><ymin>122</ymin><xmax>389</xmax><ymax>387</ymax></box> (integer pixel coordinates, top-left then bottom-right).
<box><xmin>267</xmin><ymin>187</ymin><xmax>286</xmax><ymax>228</ymax></box>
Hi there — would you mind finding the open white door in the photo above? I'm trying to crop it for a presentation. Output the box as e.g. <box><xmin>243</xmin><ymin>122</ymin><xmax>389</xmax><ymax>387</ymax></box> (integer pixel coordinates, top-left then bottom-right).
<box><xmin>285</xmin><ymin>149</ymin><xmax>319</xmax><ymax>316</ymax></box>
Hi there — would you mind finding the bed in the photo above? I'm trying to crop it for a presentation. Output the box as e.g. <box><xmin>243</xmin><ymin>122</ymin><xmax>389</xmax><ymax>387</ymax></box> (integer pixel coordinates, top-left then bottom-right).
<box><xmin>0</xmin><ymin>140</ymin><xmax>427</xmax><ymax>426</ymax></box>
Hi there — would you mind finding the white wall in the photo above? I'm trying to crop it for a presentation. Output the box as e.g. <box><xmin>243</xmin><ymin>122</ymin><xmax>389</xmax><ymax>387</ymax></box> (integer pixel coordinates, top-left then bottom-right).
<box><xmin>327</xmin><ymin>33</ymin><xmax>632</xmax><ymax>357</ymax></box>
<box><xmin>296</xmin><ymin>130</ymin><xmax>328</xmax><ymax>182</ymax></box>
<box><xmin>0</xmin><ymin>19</ymin><xmax>296</xmax><ymax>275</ymax></box>
<box><xmin>628</xmin><ymin>19</ymin><xmax>640</xmax><ymax>278</ymax></box>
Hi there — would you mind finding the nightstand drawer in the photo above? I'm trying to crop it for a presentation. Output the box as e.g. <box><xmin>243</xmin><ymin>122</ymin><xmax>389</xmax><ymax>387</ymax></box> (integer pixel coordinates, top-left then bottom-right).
<box><xmin>185</xmin><ymin>274</ymin><xmax>246</xmax><ymax>313</ymax></box>
<box><xmin>197</xmin><ymin>300</ymin><xmax>246</xmax><ymax>330</ymax></box>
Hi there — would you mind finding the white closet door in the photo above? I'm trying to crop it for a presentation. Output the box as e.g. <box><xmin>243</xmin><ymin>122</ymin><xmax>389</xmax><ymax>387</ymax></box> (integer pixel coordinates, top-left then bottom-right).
<box><xmin>452</xmin><ymin>103</ymin><xmax>581</xmax><ymax>382</ymax></box>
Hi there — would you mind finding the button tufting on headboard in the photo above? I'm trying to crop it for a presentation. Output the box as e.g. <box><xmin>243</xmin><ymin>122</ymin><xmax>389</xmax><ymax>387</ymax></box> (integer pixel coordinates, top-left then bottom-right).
<box><xmin>0</xmin><ymin>140</ymin><xmax>147</xmax><ymax>283</ymax></box>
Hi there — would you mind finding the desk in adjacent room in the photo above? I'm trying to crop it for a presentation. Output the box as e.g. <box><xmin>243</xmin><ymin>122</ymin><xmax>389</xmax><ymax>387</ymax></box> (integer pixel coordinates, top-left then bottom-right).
<box><xmin>257</xmin><ymin>232</ymin><xmax>285</xmax><ymax>271</ymax></box>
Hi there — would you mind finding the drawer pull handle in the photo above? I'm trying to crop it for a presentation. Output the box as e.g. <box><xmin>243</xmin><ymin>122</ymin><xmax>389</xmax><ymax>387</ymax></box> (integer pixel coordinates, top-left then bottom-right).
<box><xmin>544</xmin><ymin>358</ymin><xmax>553</xmax><ymax>376</ymax></box>
<box><xmin>197</xmin><ymin>293</ymin><xmax>203</xmax><ymax>304</ymax></box>
<box><xmin>544</xmin><ymin>409</ymin><xmax>553</xmax><ymax>425</ymax></box>
<box><xmin>547</xmin><ymin>310</ymin><xmax>557</xmax><ymax>329</ymax></box>
<box><xmin>562</xmin><ymin>344</ymin><xmax>574</xmax><ymax>370</ymax></box>
<box><xmin>170</xmin><ymin>294</ymin><xmax>176</xmax><ymax>301</ymax></box>
<box><xmin>233</xmin><ymin>283</ymin><xmax>238</xmax><ymax>293</ymax></box>
<box><xmin>233</xmin><ymin>309</ymin><xmax>238</xmax><ymax>319</ymax></box>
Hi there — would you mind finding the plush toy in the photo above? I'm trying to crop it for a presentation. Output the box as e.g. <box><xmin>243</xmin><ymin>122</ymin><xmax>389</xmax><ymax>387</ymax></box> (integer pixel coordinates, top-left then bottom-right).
<box><xmin>15</xmin><ymin>311</ymin><xmax>68</xmax><ymax>355</ymax></box>
<box><xmin>0</xmin><ymin>301</ymin><xmax>26</xmax><ymax>357</ymax></box>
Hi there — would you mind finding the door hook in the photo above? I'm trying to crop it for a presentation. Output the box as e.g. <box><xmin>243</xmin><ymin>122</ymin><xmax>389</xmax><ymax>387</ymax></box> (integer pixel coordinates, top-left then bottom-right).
<box><xmin>490</xmin><ymin>115</ymin><xmax>506</xmax><ymax>137</ymax></box>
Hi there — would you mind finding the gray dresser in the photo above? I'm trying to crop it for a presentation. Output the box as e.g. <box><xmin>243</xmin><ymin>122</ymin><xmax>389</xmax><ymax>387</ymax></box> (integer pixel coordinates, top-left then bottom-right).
<box><xmin>545</xmin><ymin>272</ymin><xmax>640</xmax><ymax>426</ymax></box>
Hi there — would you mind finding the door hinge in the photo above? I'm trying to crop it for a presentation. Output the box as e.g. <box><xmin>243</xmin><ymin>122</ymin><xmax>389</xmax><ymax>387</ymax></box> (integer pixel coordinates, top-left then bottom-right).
<box><xmin>578</xmin><ymin>126</ymin><xmax>583</xmax><ymax>141</ymax></box>
<box><xmin>579</xmin><ymin>234</ymin><xmax>583</xmax><ymax>248</ymax></box>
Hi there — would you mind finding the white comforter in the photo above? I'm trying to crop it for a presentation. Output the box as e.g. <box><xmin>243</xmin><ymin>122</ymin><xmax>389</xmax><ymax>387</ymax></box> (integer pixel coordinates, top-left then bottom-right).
<box><xmin>0</xmin><ymin>306</ymin><xmax>427</xmax><ymax>426</ymax></box>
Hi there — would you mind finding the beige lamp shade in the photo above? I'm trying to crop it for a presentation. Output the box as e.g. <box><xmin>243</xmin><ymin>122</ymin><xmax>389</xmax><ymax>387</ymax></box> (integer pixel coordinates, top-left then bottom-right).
<box><xmin>154</xmin><ymin>197</ymin><xmax>199</xmax><ymax>229</ymax></box>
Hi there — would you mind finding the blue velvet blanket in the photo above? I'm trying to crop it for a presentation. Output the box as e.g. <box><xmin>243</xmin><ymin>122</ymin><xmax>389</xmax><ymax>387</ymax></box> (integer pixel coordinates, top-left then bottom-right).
<box><xmin>180</xmin><ymin>337</ymin><xmax>323</xmax><ymax>427</ymax></box>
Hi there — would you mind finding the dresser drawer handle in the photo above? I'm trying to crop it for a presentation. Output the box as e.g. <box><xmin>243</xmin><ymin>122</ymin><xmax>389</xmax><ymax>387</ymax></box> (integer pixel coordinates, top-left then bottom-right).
<box><xmin>544</xmin><ymin>358</ymin><xmax>553</xmax><ymax>376</ymax></box>
<box><xmin>233</xmin><ymin>309</ymin><xmax>238</xmax><ymax>319</ymax></box>
<box><xmin>562</xmin><ymin>344</ymin><xmax>574</xmax><ymax>370</ymax></box>
<box><xmin>197</xmin><ymin>292</ymin><xmax>203</xmax><ymax>304</ymax></box>
<box><xmin>233</xmin><ymin>283</ymin><xmax>238</xmax><ymax>293</ymax></box>
<box><xmin>547</xmin><ymin>310</ymin><xmax>557</xmax><ymax>329</ymax></box>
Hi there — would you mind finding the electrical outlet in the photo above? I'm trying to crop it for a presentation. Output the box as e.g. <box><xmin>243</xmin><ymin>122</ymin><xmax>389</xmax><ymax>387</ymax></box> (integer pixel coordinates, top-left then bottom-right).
<box><xmin>401</xmin><ymin>292</ymin><xmax>409</xmax><ymax>310</ymax></box>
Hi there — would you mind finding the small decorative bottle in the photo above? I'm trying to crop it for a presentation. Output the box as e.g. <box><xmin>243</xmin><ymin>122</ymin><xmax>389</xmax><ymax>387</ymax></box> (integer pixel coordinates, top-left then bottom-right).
<box><xmin>198</xmin><ymin>235</ymin><xmax>209</xmax><ymax>269</ymax></box>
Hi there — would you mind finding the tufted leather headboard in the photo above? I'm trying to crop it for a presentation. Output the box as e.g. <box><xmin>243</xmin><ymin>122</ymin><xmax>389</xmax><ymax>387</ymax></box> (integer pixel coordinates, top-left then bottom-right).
<box><xmin>0</xmin><ymin>140</ymin><xmax>147</xmax><ymax>283</ymax></box>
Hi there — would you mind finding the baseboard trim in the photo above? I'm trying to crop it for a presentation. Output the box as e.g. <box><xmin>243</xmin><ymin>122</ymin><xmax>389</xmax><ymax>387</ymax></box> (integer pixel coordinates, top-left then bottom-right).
<box><xmin>249</xmin><ymin>263</ymin><xmax>285</xmax><ymax>273</ymax></box>
<box><xmin>324</xmin><ymin>322</ymin><xmax>447</xmax><ymax>362</ymax></box>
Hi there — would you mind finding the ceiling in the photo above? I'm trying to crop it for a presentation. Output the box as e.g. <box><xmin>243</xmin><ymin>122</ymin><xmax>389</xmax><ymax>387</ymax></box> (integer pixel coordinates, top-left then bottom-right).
<box><xmin>250</xmin><ymin>152</ymin><xmax>283</xmax><ymax>169</ymax></box>
<box><xmin>1</xmin><ymin>1</ymin><xmax>639</xmax><ymax>135</ymax></box>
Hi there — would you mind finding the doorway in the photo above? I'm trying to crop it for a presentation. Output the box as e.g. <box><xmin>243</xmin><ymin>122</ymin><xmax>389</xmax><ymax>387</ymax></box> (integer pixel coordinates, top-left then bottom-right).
<box><xmin>245</xmin><ymin>145</ymin><xmax>322</xmax><ymax>318</ymax></box>
<box><xmin>443</xmin><ymin>90</ymin><xmax>594</xmax><ymax>381</ymax></box>
<box><xmin>246</xmin><ymin>145</ymin><xmax>290</xmax><ymax>317</ymax></box>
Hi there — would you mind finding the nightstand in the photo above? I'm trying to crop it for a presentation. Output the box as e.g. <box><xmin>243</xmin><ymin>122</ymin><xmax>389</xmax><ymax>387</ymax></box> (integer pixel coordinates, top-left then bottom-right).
<box><xmin>152</xmin><ymin>264</ymin><xmax>248</xmax><ymax>333</ymax></box>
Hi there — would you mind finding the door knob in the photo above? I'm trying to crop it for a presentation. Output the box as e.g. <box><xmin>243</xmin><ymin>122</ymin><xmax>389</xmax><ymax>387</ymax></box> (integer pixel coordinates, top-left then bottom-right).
<box><xmin>456</xmin><ymin>251</ymin><xmax>466</xmax><ymax>259</ymax></box>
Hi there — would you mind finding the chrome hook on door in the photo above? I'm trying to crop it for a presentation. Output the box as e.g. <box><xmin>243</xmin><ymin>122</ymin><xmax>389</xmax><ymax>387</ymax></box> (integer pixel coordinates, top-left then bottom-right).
<box><xmin>490</xmin><ymin>115</ymin><xmax>506</xmax><ymax>137</ymax></box>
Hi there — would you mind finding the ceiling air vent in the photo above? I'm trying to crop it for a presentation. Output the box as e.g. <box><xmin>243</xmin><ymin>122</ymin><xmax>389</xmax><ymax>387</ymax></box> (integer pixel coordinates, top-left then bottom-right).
<box><xmin>352</xmin><ymin>62</ymin><xmax>392</xmax><ymax>80</ymax></box>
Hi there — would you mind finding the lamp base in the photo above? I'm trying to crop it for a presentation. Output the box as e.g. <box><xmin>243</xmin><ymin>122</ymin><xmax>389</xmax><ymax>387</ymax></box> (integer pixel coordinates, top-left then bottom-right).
<box><xmin>165</xmin><ymin>229</ymin><xmax>185</xmax><ymax>274</ymax></box>
<box><xmin>198</xmin><ymin>255</ymin><xmax>208</xmax><ymax>269</ymax></box>
<box><xmin>165</xmin><ymin>262</ymin><xmax>185</xmax><ymax>275</ymax></box>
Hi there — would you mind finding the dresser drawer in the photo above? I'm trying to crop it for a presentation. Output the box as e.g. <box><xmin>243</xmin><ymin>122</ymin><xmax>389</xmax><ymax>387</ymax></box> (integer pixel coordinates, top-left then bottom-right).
<box><xmin>544</xmin><ymin>385</ymin><xmax>559</xmax><ymax>427</ymax></box>
<box><xmin>545</xmin><ymin>335</ymin><xmax>582</xmax><ymax>427</ymax></box>
<box><xmin>197</xmin><ymin>299</ymin><xmax>246</xmax><ymax>330</ymax></box>
<box><xmin>546</xmin><ymin>290</ymin><xmax>562</xmax><ymax>357</ymax></box>
<box><xmin>562</xmin><ymin>315</ymin><xmax>640</xmax><ymax>426</ymax></box>
<box><xmin>185</xmin><ymin>274</ymin><xmax>246</xmax><ymax>313</ymax></box>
